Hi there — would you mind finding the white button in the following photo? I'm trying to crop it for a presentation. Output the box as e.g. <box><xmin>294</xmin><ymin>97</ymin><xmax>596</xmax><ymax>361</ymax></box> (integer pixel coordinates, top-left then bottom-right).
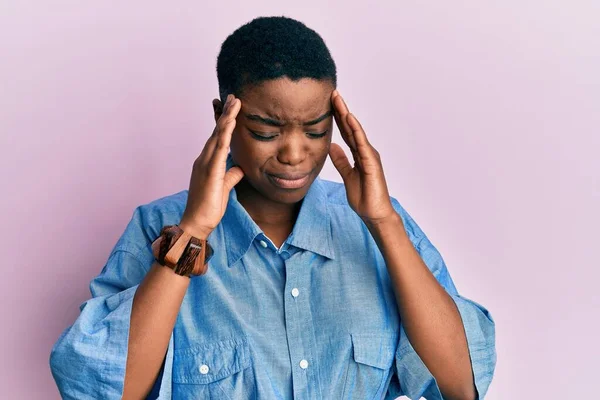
<box><xmin>259</xmin><ymin>240</ymin><xmax>268</xmax><ymax>248</ymax></box>
<box><xmin>199</xmin><ymin>364</ymin><xmax>209</xmax><ymax>374</ymax></box>
<box><xmin>299</xmin><ymin>359</ymin><xmax>309</xmax><ymax>369</ymax></box>
<box><xmin>291</xmin><ymin>288</ymin><xmax>300</xmax><ymax>297</ymax></box>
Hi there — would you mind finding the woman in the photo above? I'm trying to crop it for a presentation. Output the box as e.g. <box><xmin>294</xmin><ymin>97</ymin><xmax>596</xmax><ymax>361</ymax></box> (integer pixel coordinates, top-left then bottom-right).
<box><xmin>50</xmin><ymin>16</ymin><xmax>496</xmax><ymax>400</ymax></box>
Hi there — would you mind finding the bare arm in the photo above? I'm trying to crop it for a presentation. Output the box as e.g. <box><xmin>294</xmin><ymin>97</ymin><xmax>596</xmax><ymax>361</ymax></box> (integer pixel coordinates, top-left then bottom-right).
<box><xmin>327</xmin><ymin>90</ymin><xmax>476</xmax><ymax>400</ymax></box>
<box><xmin>122</xmin><ymin>262</ymin><xmax>191</xmax><ymax>398</ymax></box>
<box><xmin>123</xmin><ymin>94</ymin><xmax>244</xmax><ymax>399</ymax></box>
<box><xmin>366</xmin><ymin>217</ymin><xmax>476</xmax><ymax>400</ymax></box>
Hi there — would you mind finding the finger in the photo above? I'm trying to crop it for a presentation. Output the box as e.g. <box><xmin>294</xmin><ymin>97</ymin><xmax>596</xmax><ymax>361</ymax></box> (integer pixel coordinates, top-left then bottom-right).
<box><xmin>331</xmin><ymin>92</ymin><xmax>357</xmax><ymax>152</ymax></box>
<box><xmin>223</xmin><ymin>165</ymin><xmax>245</xmax><ymax>192</ymax></box>
<box><xmin>221</xmin><ymin>165</ymin><xmax>245</xmax><ymax>211</ymax></box>
<box><xmin>333</xmin><ymin>105</ymin><xmax>355</xmax><ymax>153</ymax></box>
<box><xmin>203</xmin><ymin>95</ymin><xmax>238</xmax><ymax>166</ymax></box>
<box><xmin>328</xmin><ymin>143</ymin><xmax>353</xmax><ymax>182</ymax></box>
<box><xmin>331</xmin><ymin>93</ymin><xmax>362</xmax><ymax>171</ymax></box>
<box><xmin>209</xmin><ymin>97</ymin><xmax>241</xmax><ymax>171</ymax></box>
<box><xmin>334</xmin><ymin>92</ymin><xmax>357</xmax><ymax>149</ymax></box>
<box><xmin>221</xmin><ymin>166</ymin><xmax>245</xmax><ymax>210</ymax></box>
<box><xmin>197</xmin><ymin>95</ymin><xmax>234</xmax><ymax>168</ymax></box>
<box><xmin>213</xmin><ymin>95</ymin><xmax>238</xmax><ymax>141</ymax></box>
<box><xmin>346</xmin><ymin>112</ymin><xmax>371</xmax><ymax>153</ymax></box>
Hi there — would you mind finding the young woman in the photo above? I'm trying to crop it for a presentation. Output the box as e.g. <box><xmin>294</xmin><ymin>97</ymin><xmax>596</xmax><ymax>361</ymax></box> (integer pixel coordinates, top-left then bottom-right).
<box><xmin>50</xmin><ymin>16</ymin><xmax>496</xmax><ymax>400</ymax></box>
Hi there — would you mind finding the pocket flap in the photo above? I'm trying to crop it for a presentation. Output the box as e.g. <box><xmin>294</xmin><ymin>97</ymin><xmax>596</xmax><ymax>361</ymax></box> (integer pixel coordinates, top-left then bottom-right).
<box><xmin>173</xmin><ymin>337</ymin><xmax>251</xmax><ymax>384</ymax></box>
<box><xmin>350</xmin><ymin>333</ymin><xmax>396</xmax><ymax>370</ymax></box>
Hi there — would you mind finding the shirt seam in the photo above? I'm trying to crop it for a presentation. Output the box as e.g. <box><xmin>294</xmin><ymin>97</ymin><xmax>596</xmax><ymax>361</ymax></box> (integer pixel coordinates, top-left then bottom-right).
<box><xmin>110</xmin><ymin>247</ymin><xmax>151</xmax><ymax>274</ymax></box>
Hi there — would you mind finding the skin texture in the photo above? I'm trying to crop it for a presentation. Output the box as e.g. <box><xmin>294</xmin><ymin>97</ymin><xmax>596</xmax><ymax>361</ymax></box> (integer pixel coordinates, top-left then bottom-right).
<box><xmin>212</xmin><ymin>77</ymin><xmax>335</xmax><ymax>245</ymax></box>
<box><xmin>328</xmin><ymin>91</ymin><xmax>478</xmax><ymax>400</ymax></box>
<box><xmin>123</xmin><ymin>95</ymin><xmax>246</xmax><ymax>399</ymax></box>
<box><xmin>123</xmin><ymin>78</ymin><xmax>477</xmax><ymax>400</ymax></box>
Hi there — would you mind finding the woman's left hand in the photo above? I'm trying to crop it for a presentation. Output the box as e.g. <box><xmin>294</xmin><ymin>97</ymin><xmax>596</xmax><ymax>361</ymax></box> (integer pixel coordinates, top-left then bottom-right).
<box><xmin>328</xmin><ymin>90</ymin><xmax>397</xmax><ymax>225</ymax></box>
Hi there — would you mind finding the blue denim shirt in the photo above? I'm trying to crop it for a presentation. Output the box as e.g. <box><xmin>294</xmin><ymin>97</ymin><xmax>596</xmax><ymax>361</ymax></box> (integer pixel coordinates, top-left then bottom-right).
<box><xmin>50</xmin><ymin>155</ymin><xmax>496</xmax><ymax>399</ymax></box>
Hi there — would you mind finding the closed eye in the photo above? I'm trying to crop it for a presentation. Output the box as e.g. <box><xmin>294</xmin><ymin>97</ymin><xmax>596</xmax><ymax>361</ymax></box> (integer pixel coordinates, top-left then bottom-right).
<box><xmin>249</xmin><ymin>130</ymin><xmax>278</xmax><ymax>141</ymax></box>
<box><xmin>248</xmin><ymin>130</ymin><xmax>328</xmax><ymax>141</ymax></box>
<box><xmin>306</xmin><ymin>130</ymin><xmax>328</xmax><ymax>139</ymax></box>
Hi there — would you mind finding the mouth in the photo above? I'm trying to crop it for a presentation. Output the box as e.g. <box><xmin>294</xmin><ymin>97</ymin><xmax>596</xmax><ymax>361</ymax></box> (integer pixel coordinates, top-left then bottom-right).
<box><xmin>267</xmin><ymin>172</ymin><xmax>311</xmax><ymax>189</ymax></box>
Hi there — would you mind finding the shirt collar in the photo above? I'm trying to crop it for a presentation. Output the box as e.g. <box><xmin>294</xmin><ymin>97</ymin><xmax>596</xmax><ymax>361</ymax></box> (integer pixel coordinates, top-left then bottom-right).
<box><xmin>221</xmin><ymin>153</ymin><xmax>335</xmax><ymax>268</ymax></box>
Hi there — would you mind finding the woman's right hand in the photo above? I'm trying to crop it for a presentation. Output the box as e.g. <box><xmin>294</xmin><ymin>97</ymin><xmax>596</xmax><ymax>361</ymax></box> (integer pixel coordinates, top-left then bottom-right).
<box><xmin>179</xmin><ymin>94</ymin><xmax>244</xmax><ymax>239</ymax></box>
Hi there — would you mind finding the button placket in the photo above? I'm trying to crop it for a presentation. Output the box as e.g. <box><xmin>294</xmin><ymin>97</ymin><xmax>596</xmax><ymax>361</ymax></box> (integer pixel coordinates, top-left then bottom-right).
<box><xmin>283</xmin><ymin>251</ymin><xmax>320</xmax><ymax>398</ymax></box>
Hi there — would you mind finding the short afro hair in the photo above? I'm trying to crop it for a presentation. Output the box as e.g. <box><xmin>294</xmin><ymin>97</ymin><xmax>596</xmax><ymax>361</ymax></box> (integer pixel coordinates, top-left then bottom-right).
<box><xmin>216</xmin><ymin>16</ymin><xmax>337</xmax><ymax>101</ymax></box>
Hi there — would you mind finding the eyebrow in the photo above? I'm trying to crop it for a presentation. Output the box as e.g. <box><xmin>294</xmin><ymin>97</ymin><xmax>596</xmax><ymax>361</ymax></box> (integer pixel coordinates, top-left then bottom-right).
<box><xmin>245</xmin><ymin>110</ymin><xmax>332</xmax><ymax>127</ymax></box>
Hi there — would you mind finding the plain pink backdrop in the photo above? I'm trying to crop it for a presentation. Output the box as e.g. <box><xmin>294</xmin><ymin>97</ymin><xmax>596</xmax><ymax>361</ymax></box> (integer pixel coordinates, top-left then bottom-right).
<box><xmin>1</xmin><ymin>1</ymin><xmax>598</xmax><ymax>399</ymax></box>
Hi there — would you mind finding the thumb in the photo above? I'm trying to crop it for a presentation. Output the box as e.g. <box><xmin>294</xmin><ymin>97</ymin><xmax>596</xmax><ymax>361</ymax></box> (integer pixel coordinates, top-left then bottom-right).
<box><xmin>328</xmin><ymin>143</ymin><xmax>353</xmax><ymax>182</ymax></box>
<box><xmin>223</xmin><ymin>166</ymin><xmax>245</xmax><ymax>193</ymax></box>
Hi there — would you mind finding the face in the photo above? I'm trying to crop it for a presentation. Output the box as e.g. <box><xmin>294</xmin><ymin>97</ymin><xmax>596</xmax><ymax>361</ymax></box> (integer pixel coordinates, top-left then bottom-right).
<box><xmin>214</xmin><ymin>77</ymin><xmax>335</xmax><ymax>205</ymax></box>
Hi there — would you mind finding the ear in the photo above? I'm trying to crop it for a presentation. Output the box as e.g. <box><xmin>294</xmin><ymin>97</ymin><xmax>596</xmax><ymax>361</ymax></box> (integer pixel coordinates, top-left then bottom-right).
<box><xmin>212</xmin><ymin>98</ymin><xmax>224</xmax><ymax>123</ymax></box>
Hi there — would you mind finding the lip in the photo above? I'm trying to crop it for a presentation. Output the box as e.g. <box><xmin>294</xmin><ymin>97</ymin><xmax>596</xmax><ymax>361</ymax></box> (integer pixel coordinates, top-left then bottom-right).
<box><xmin>268</xmin><ymin>172</ymin><xmax>311</xmax><ymax>189</ymax></box>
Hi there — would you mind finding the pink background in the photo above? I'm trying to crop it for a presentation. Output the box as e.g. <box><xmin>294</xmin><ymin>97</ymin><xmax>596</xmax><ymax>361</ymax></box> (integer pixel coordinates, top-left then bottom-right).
<box><xmin>1</xmin><ymin>1</ymin><xmax>598</xmax><ymax>399</ymax></box>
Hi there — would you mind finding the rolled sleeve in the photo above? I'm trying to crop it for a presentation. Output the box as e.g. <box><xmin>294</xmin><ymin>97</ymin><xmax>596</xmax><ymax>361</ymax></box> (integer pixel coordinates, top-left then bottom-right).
<box><xmin>387</xmin><ymin>198</ymin><xmax>497</xmax><ymax>399</ymax></box>
<box><xmin>393</xmin><ymin>293</ymin><xmax>497</xmax><ymax>399</ymax></box>
<box><xmin>50</xmin><ymin>279</ymin><xmax>137</xmax><ymax>399</ymax></box>
<box><xmin>450</xmin><ymin>294</ymin><xmax>497</xmax><ymax>398</ymax></box>
<box><xmin>49</xmin><ymin>248</ymin><xmax>175</xmax><ymax>399</ymax></box>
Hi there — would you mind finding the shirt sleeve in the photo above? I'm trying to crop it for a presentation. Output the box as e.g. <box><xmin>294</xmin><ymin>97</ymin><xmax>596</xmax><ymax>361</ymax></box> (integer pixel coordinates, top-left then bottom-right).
<box><xmin>385</xmin><ymin>198</ymin><xmax>497</xmax><ymax>400</ymax></box>
<box><xmin>49</xmin><ymin>208</ymin><xmax>175</xmax><ymax>399</ymax></box>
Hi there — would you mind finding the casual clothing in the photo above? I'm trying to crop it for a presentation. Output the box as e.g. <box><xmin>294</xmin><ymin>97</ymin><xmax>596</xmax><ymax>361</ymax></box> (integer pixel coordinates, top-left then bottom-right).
<box><xmin>50</xmin><ymin>156</ymin><xmax>496</xmax><ymax>399</ymax></box>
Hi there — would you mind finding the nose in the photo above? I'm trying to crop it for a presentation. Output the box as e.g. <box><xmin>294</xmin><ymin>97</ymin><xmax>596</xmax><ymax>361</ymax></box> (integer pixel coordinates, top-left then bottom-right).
<box><xmin>276</xmin><ymin>131</ymin><xmax>307</xmax><ymax>166</ymax></box>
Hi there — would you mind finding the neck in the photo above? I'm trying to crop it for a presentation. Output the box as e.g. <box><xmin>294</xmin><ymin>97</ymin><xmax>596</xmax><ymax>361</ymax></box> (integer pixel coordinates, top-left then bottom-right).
<box><xmin>234</xmin><ymin>178</ymin><xmax>302</xmax><ymax>227</ymax></box>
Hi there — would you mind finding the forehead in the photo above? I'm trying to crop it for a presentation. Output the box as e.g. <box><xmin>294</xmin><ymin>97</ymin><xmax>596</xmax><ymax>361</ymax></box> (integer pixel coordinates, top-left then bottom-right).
<box><xmin>240</xmin><ymin>77</ymin><xmax>333</xmax><ymax>123</ymax></box>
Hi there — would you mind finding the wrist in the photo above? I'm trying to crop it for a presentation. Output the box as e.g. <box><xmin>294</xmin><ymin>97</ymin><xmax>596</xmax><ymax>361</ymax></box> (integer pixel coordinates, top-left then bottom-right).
<box><xmin>152</xmin><ymin>224</ymin><xmax>214</xmax><ymax>277</ymax></box>
<box><xmin>363</xmin><ymin>211</ymin><xmax>402</xmax><ymax>231</ymax></box>
<box><xmin>365</xmin><ymin>213</ymin><xmax>409</xmax><ymax>241</ymax></box>
<box><xmin>178</xmin><ymin>218</ymin><xmax>213</xmax><ymax>240</ymax></box>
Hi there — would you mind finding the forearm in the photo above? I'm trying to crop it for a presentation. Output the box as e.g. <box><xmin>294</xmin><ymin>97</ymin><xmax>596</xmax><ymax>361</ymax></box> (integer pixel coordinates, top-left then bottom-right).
<box><xmin>122</xmin><ymin>262</ymin><xmax>190</xmax><ymax>399</ymax></box>
<box><xmin>366</xmin><ymin>214</ymin><xmax>476</xmax><ymax>400</ymax></box>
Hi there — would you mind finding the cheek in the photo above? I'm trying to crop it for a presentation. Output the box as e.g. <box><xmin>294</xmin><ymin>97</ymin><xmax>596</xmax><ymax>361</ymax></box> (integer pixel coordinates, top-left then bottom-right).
<box><xmin>229</xmin><ymin>129</ymin><xmax>251</xmax><ymax>166</ymax></box>
<box><xmin>230</xmin><ymin>130</ymin><xmax>268</xmax><ymax>170</ymax></box>
<box><xmin>315</xmin><ymin>133</ymin><xmax>333</xmax><ymax>157</ymax></box>
<box><xmin>317</xmin><ymin>144</ymin><xmax>331</xmax><ymax>164</ymax></box>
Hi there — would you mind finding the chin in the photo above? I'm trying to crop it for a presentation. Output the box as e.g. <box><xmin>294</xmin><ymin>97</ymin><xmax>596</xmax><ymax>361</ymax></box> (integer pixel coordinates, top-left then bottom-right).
<box><xmin>262</xmin><ymin>182</ymin><xmax>311</xmax><ymax>204</ymax></box>
<box><xmin>259</xmin><ymin>173</ymin><xmax>315</xmax><ymax>204</ymax></box>
<box><xmin>269</xmin><ymin>190</ymin><xmax>309</xmax><ymax>204</ymax></box>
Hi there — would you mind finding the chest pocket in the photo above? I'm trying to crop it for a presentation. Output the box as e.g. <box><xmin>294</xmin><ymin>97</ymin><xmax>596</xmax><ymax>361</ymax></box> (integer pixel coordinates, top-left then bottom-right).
<box><xmin>172</xmin><ymin>337</ymin><xmax>255</xmax><ymax>400</ymax></box>
<box><xmin>343</xmin><ymin>333</ymin><xmax>397</xmax><ymax>400</ymax></box>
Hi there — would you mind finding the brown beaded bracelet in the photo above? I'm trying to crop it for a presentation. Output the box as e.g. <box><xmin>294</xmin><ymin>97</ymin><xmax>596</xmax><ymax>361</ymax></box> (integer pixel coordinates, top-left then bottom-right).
<box><xmin>151</xmin><ymin>225</ymin><xmax>213</xmax><ymax>277</ymax></box>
